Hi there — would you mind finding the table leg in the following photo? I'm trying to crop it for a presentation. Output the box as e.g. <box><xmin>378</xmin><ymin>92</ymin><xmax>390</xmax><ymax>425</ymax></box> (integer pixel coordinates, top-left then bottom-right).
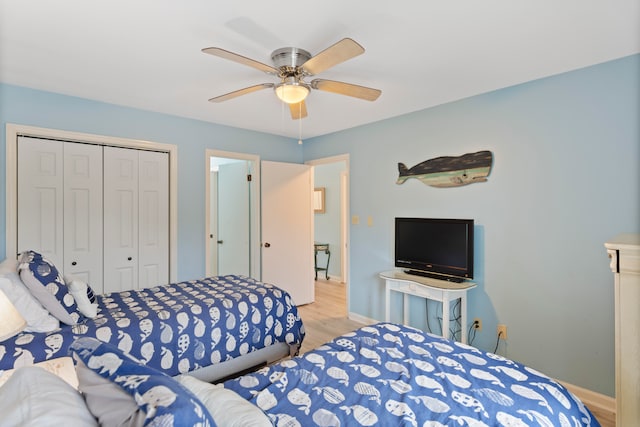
<box><xmin>324</xmin><ymin>249</ymin><xmax>330</xmax><ymax>280</ymax></box>
<box><xmin>442</xmin><ymin>294</ymin><xmax>450</xmax><ymax>340</ymax></box>
<box><xmin>314</xmin><ymin>250</ymin><xmax>318</xmax><ymax>280</ymax></box>
<box><xmin>403</xmin><ymin>293</ymin><xmax>409</xmax><ymax>325</ymax></box>
<box><xmin>385</xmin><ymin>285</ymin><xmax>391</xmax><ymax>322</ymax></box>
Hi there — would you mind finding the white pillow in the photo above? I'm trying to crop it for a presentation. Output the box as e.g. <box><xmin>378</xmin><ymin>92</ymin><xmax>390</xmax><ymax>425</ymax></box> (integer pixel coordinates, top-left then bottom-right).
<box><xmin>176</xmin><ymin>375</ymin><xmax>272</xmax><ymax>427</ymax></box>
<box><xmin>0</xmin><ymin>366</ymin><xmax>98</xmax><ymax>427</ymax></box>
<box><xmin>65</xmin><ymin>275</ymin><xmax>98</xmax><ymax>318</ymax></box>
<box><xmin>0</xmin><ymin>273</ymin><xmax>59</xmax><ymax>333</ymax></box>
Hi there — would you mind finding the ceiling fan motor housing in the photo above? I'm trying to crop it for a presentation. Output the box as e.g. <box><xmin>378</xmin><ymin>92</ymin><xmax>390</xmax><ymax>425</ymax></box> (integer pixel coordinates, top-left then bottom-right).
<box><xmin>271</xmin><ymin>47</ymin><xmax>311</xmax><ymax>77</ymax></box>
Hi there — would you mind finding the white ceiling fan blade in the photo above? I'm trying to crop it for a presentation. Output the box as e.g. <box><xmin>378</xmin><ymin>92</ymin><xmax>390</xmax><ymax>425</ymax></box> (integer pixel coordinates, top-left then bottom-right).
<box><xmin>208</xmin><ymin>83</ymin><xmax>274</xmax><ymax>102</ymax></box>
<box><xmin>301</xmin><ymin>38</ymin><xmax>365</xmax><ymax>76</ymax></box>
<box><xmin>202</xmin><ymin>47</ymin><xmax>278</xmax><ymax>75</ymax></box>
<box><xmin>289</xmin><ymin>101</ymin><xmax>308</xmax><ymax>120</ymax></box>
<box><xmin>311</xmin><ymin>79</ymin><xmax>381</xmax><ymax>101</ymax></box>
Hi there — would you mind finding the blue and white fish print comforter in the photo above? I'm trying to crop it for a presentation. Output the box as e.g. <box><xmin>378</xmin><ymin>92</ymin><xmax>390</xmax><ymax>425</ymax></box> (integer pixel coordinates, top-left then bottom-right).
<box><xmin>224</xmin><ymin>322</ymin><xmax>599</xmax><ymax>427</ymax></box>
<box><xmin>0</xmin><ymin>275</ymin><xmax>305</xmax><ymax>376</ymax></box>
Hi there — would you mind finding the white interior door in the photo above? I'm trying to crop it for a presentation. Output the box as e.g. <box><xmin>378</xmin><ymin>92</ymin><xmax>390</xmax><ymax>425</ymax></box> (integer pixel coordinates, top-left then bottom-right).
<box><xmin>205</xmin><ymin>151</ymin><xmax>260</xmax><ymax>279</ymax></box>
<box><xmin>103</xmin><ymin>146</ymin><xmax>139</xmax><ymax>292</ymax></box>
<box><xmin>138</xmin><ymin>150</ymin><xmax>169</xmax><ymax>288</ymax></box>
<box><xmin>261</xmin><ymin>161</ymin><xmax>314</xmax><ymax>305</ymax></box>
<box><xmin>17</xmin><ymin>137</ymin><xmax>64</xmax><ymax>263</ymax></box>
<box><xmin>63</xmin><ymin>142</ymin><xmax>103</xmax><ymax>291</ymax></box>
<box><xmin>218</xmin><ymin>161</ymin><xmax>250</xmax><ymax>276</ymax></box>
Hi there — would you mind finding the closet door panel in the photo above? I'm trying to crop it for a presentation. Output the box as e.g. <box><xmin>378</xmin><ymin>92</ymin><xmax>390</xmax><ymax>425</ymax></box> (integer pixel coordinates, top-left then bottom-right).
<box><xmin>104</xmin><ymin>147</ymin><xmax>139</xmax><ymax>292</ymax></box>
<box><xmin>138</xmin><ymin>151</ymin><xmax>169</xmax><ymax>288</ymax></box>
<box><xmin>17</xmin><ymin>137</ymin><xmax>64</xmax><ymax>265</ymax></box>
<box><xmin>64</xmin><ymin>143</ymin><xmax>103</xmax><ymax>292</ymax></box>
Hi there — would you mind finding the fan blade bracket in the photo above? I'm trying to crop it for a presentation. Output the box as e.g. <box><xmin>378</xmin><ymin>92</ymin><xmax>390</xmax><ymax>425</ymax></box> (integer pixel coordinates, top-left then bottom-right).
<box><xmin>311</xmin><ymin>79</ymin><xmax>381</xmax><ymax>101</ymax></box>
<box><xmin>202</xmin><ymin>47</ymin><xmax>279</xmax><ymax>75</ymax></box>
<box><xmin>301</xmin><ymin>38</ymin><xmax>365</xmax><ymax>76</ymax></box>
<box><xmin>208</xmin><ymin>83</ymin><xmax>274</xmax><ymax>103</ymax></box>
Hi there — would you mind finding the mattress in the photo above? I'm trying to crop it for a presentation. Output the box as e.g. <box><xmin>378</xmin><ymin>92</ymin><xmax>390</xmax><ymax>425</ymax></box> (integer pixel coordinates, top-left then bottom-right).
<box><xmin>224</xmin><ymin>322</ymin><xmax>599</xmax><ymax>426</ymax></box>
<box><xmin>0</xmin><ymin>275</ymin><xmax>305</xmax><ymax>378</ymax></box>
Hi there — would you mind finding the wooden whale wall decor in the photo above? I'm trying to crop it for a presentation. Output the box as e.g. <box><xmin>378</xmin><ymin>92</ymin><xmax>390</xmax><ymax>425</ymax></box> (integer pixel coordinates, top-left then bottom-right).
<box><xmin>397</xmin><ymin>150</ymin><xmax>493</xmax><ymax>188</ymax></box>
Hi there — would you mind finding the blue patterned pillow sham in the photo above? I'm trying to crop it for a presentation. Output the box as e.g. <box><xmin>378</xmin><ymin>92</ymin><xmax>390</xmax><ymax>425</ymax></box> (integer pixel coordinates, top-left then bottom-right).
<box><xmin>70</xmin><ymin>337</ymin><xmax>216</xmax><ymax>427</ymax></box>
<box><xmin>18</xmin><ymin>250</ymin><xmax>82</xmax><ymax>325</ymax></box>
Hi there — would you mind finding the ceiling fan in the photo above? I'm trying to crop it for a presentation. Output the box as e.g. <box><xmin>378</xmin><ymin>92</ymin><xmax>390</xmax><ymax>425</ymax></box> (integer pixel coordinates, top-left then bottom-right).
<box><xmin>202</xmin><ymin>38</ymin><xmax>382</xmax><ymax>119</ymax></box>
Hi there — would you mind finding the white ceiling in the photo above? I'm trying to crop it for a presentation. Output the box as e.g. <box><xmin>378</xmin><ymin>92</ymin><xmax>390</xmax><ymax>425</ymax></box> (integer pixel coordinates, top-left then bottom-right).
<box><xmin>1</xmin><ymin>1</ymin><xmax>638</xmax><ymax>140</ymax></box>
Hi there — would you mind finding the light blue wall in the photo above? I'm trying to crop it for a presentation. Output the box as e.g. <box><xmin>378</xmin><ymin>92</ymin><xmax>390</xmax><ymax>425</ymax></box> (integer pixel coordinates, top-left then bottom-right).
<box><xmin>303</xmin><ymin>54</ymin><xmax>640</xmax><ymax>396</ymax></box>
<box><xmin>0</xmin><ymin>84</ymin><xmax>301</xmax><ymax>279</ymax></box>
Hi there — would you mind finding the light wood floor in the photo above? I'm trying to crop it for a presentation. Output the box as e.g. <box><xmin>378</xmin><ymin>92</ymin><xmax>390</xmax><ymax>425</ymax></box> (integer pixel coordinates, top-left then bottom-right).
<box><xmin>297</xmin><ymin>279</ymin><xmax>364</xmax><ymax>354</ymax></box>
<box><xmin>297</xmin><ymin>279</ymin><xmax>615</xmax><ymax>427</ymax></box>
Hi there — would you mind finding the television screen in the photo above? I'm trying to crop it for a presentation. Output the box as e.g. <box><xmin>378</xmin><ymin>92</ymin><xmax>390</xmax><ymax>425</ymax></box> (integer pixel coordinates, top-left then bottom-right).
<box><xmin>395</xmin><ymin>218</ymin><xmax>474</xmax><ymax>281</ymax></box>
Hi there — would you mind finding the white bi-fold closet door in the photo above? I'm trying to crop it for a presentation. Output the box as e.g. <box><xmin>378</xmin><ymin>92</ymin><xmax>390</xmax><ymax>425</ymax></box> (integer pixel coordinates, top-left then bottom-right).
<box><xmin>17</xmin><ymin>136</ymin><xmax>169</xmax><ymax>294</ymax></box>
<box><xmin>103</xmin><ymin>146</ymin><xmax>169</xmax><ymax>292</ymax></box>
<box><xmin>17</xmin><ymin>138</ymin><xmax>103</xmax><ymax>289</ymax></box>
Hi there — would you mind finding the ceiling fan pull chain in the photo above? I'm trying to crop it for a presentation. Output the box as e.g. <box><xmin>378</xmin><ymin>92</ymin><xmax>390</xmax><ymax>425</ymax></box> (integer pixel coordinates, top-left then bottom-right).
<box><xmin>298</xmin><ymin>103</ymin><xmax>303</xmax><ymax>145</ymax></box>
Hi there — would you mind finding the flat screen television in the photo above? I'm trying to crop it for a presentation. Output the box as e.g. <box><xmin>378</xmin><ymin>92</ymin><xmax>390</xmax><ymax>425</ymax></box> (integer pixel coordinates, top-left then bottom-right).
<box><xmin>395</xmin><ymin>217</ymin><xmax>474</xmax><ymax>282</ymax></box>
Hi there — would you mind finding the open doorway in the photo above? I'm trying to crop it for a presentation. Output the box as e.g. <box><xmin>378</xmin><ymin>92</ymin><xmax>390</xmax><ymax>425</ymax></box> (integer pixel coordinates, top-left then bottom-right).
<box><xmin>205</xmin><ymin>150</ymin><xmax>260</xmax><ymax>278</ymax></box>
<box><xmin>305</xmin><ymin>154</ymin><xmax>349</xmax><ymax>301</ymax></box>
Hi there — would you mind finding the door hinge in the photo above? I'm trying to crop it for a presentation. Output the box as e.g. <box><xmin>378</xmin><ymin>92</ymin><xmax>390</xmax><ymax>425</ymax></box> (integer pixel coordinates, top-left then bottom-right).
<box><xmin>247</xmin><ymin>174</ymin><xmax>252</xmax><ymax>182</ymax></box>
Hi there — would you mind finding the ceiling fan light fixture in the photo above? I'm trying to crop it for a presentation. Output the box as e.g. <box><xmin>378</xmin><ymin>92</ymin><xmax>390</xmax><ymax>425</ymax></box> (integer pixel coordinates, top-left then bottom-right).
<box><xmin>275</xmin><ymin>79</ymin><xmax>310</xmax><ymax>104</ymax></box>
<box><xmin>204</xmin><ymin>39</ymin><xmax>381</xmax><ymax>119</ymax></box>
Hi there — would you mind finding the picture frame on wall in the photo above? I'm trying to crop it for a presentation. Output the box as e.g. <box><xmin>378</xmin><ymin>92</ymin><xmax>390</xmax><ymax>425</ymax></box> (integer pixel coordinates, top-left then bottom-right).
<box><xmin>314</xmin><ymin>187</ymin><xmax>325</xmax><ymax>214</ymax></box>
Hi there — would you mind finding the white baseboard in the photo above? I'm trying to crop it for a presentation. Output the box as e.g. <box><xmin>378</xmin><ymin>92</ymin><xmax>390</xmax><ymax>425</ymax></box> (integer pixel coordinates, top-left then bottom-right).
<box><xmin>347</xmin><ymin>312</ymin><xmax>378</xmax><ymax>325</ymax></box>
<box><xmin>560</xmin><ymin>380</ymin><xmax>615</xmax><ymax>416</ymax></box>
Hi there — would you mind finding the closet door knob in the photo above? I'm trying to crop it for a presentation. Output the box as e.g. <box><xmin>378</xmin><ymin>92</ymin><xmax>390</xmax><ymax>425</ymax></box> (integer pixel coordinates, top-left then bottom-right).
<box><xmin>264</xmin><ymin>242</ymin><xmax>271</xmax><ymax>248</ymax></box>
<box><xmin>71</xmin><ymin>261</ymin><xmax>77</xmax><ymax>266</ymax></box>
<box><xmin>127</xmin><ymin>257</ymin><xmax>132</xmax><ymax>261</ymax></box>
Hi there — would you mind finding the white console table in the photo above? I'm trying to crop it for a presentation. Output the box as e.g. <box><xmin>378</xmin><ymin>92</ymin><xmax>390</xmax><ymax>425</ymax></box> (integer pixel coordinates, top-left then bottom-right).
<box><xmin>380</xmin><ymin>270</ymin><xmax>476</xmax><ymax>343</ymax></box>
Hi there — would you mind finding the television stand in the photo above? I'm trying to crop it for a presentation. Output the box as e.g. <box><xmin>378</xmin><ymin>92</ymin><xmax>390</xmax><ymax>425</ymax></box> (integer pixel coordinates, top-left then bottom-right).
<box><xmin>380</xmin><ymin>270</ymin><xmax>476</xmax><ymax>343</ymax></box>
<box><xmin>403</xmin><ymin>269</ymin><xmax>465</xmax><ymax>283</ymax></box>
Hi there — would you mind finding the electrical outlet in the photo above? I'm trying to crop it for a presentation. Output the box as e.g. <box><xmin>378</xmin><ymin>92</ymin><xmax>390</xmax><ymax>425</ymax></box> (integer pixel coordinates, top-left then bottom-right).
<box><xmin>497</xmin><ymin>324</ymin><xmax>507</xmax><ymax>339</ymax></box>
<box><xmin>473</xmin><ymin>318</ymin><xmax>482</xmax><ymax>331</ymax></box>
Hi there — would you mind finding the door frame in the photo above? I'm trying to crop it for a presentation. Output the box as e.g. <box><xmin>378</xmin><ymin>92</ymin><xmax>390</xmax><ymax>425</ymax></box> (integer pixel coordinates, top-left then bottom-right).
<box><xmin>305</xmin><ymin>154</ymin><xmax>350</xmax><ymax>303</ymax></box>
<box><xmin>204</xmin><ymin>149</ymin><xmax>261</xmax><ymax>279</ymax></box>
<box><xmin>5</xmin><ymin>123</ymin><xmax>178</xmax><ymax>282</ymax></box>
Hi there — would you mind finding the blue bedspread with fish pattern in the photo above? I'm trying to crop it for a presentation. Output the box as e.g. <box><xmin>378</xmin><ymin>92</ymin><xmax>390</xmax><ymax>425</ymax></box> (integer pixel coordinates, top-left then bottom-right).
<box><xmin>0</xmin><ymin>275</ymin><xmax>305</xmax><ymax>376</ymax></box>
<box><xmin>224</xmin><ymin>322</ymin><xmax>599</xmax><ymax>427</ymax></box>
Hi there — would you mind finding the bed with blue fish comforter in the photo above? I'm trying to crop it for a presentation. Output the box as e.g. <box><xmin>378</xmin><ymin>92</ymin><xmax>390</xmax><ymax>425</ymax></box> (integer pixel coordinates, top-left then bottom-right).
<box><xmin>0</xmin><ymin>275</ymin><xmax>305</xmax><ymax>378</ymax></box>
<box><xmin>224</xmin><ymin>322</ymin><xmax>599</xmax><ymax>427</ymax></box>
